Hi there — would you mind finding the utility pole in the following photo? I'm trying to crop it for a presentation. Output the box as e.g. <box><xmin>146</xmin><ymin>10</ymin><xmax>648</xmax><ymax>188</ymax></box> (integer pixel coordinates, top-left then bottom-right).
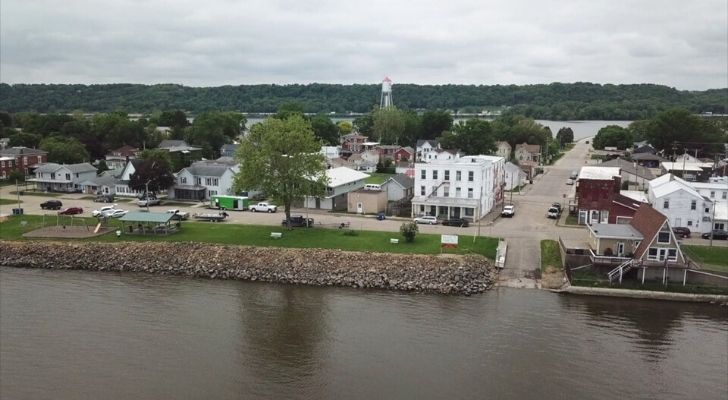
<box><xmin>709</xmin><ymin>201</ymin><xmax>716</xmax><ymax>247</ymax></box>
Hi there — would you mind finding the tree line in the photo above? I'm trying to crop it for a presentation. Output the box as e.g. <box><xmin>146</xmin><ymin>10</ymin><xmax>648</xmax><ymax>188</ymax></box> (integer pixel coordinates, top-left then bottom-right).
<box><xmin>1</xmin><ymin>82</ymin><xmax>725</xmax><ymax>120</ymax></box>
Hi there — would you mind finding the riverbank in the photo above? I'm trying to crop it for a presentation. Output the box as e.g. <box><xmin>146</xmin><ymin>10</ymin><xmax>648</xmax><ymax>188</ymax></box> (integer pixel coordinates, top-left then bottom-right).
<box><xmin>556</xmin><ymin>285</ymin><xmax>728</xmax><ymax>304</ymax></box>
<box><xmin>0</xmin><ymin>241</ymin><xmax>496</xmax><ymax>295</ymax></box>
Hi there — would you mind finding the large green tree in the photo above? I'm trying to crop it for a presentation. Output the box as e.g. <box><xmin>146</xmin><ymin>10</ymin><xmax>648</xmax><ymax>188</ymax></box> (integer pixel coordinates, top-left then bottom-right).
<box><xmin>643</xmin><ymin>108</ymin><xmax>725</xmax><ymax>156</ymax></box>
<box><xmin>234</xmin><ymin>116</ymin><xmax>328</xmax><ymax>228</ymax></box>
<box><xmin>129</xmin><ymin>153</ymin><xmax>175</xmax><ymax>195</ymax></box>
<box><xmin>310</xmin><ymin>115</ymin><xmax>339</xmax><ymax>145</ymax></box>
<box><xmin>593</xmin><ymin>125</ymin><xmax>633</xmax><ymax>150</ymax></box>
<box><xmin>372</xmin><ymin>107</ymin><xmax>406</xmax><ymax>144</ymax></box>
<box><xmin>555</xmin><ymin>127</ymin><xmax>574</xmax><ymax>146</ymax></box>
<box><xmin>185</xmin><ymin>111</ymin><xmax>245</xmax><ymax>158</ymax></box>
<box><xmin>439</xmin><ymin>119</ymin><xmax>496</xmax><ymax>155</ymax></box>
<box><xmin>419</xmin><ymin>110</ymin><xmax>453</xmax><ymax>140</ymax></box>
<box><xmin>39</xmin><ymin>136</ymin><xmax>90</xmax><ymax>164</ymax></box>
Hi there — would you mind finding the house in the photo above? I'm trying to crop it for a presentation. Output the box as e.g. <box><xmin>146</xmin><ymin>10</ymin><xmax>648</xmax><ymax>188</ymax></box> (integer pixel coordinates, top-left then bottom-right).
<box><xmin>0</xmin><ymin>156</ymin><xmax>17</xmax><ymax>180</ymax></box>
<box><xmin>575</xmin><ymin>166</ymin><xmax>622</xmax><ymax>224</ymax></box>
<box><xmin>411</xmin><ymin>155</ymin><xmax>505</xmax><ymax>221</ymax></box>
<box><xmin>630</xmin><ymin>152</ymin><xmax>666</xmax><ymax>169</ymax></box>
<box><xmin>347</xmin><ymin>150</ymin><xmax>379</xmax><ymax>172</ymax></box>
<box><xmin>303</xmin><ymin>167</ymin><xmax>370</xmax><ymax>211</ymax></box>
<box><xmin>659</xmin><ymin>161</ymin><xmax>712</xmax><ymax>182</ymax></box>
<box><xmin>375</xmin><ymin>145</ymin><xmax>401</xmax><ymax>162</ymax></box>
<box><xmin>320</xmin><ymin>146</ymin><xmax>341</xmax><ymax>160</ymax></box>
<box><xmin>416</xmin><ymin>139</ymin><xmax>439</xmax><ymax>161</ymax></box>
<box><xmin>519</xmin><ymin>160</ymin><xmax>538</xmax><ymax>180</ymax></box>
<box><xmin>423</xmin><ymin>148</ymin><xmax>460</xmax><ymax>163</ymax></box>
<box><xmin>381</xmin><ymin>174</ymin><xmax>414</xmax><ymax>202</ymax></box>
<box><xmin>347</xmin><ymin>188</ymin><xmax>387</xmax><ymax>214</ymax></box>
<box><xmin>28</xmin><ymin>162</ymin><xmax>97</xmax><ymax>193</ymax></box>
<box><xmin>504</xmin><ymin>162</ymin><xmax>526</xmax><ymax>191</ymax></box>
<box><xmin>105</xmin><ymin>145</ymin><xmax>140</xmax><ymax>170</ymax></box>
<box><xmin>114</xmin><ymin>159</ymin><xmax>146</xmax><ymax>197</ymax></box>
<box><xmin>599</xmin><ymin>158</ymin><xmax>655</xmax><ymax>190</ymax></box>
<box><xmin>158</xmin><ymin>140</ymin><xmax>203</xmax><ymax>169</ymax></box>
<box><xmin>394</xmin><ymin>146</ymin><xmax>414</xmax><ymax>162</ymax></box>
<box><xmin>220</xmin><ymin>144</ymin><xmax>239</xmax><ymax>158</ymax></box>
<box><xmin>0</xmin><ymin>137</ymin><xmax>10</xmax><ymax>149</ymax></box>
<box><xmin>633</xmin><ymin>144</ymin><xmax>656</xmax><ymax>154</ymax></box>
<box><xmin>169</xmin><ymin>159</ymin><xmax>239</xmax><ymax>201</ymax></box>
<box><xmin>514</xmin><ymin>143</ymin><xmax>541</xmax><ymax>163</ymax></box>
<box><xmin>340</xmin><ymin>133</ymin><xmax>369</xmax><ymax>154</ymax></box>
<box><xmin>79</xmin><ymin>171</ymin><xmax>119</xmax><ymax>195</ymax></box>
<box><xmin>495</xmin><ymin>141</ymin><xmax>512</xmax><ymax>160</ymax></box>
<box><xmin>647</xmin><ymin>174</ymin><xmax>714</xmax><ymax>233</ymax></box>
<box><xmin>587</xmin><ymin>204</ymin><xmax>686</xmax><ymax>271</ymax></box>
<box><xmin>394</xmin><ymin>161</ymin><xmax>415</xmax><ymax>178</ymax></box>
<box><xmin>0</xmin><ymin>147</ymin><xmax>48</xmax><ymax>175</ymax></box>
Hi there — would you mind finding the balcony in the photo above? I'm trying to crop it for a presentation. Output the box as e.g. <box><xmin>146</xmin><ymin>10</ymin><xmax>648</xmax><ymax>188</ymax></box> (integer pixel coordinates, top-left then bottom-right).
<box><xmin>588</xmin><ymin>249</ymin><xmax>633</xmax><ymax>266</ymax></box>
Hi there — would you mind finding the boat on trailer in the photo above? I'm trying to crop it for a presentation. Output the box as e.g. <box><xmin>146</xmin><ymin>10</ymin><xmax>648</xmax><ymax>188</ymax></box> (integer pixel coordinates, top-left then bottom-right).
<box><xmin>192</xmin><ymin>212</ymin><xmax>229</xmax><ymax>222</ymax></box>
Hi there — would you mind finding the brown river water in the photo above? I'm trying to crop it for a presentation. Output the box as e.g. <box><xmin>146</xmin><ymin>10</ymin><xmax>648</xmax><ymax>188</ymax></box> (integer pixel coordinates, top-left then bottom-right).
<box><xmin>1</xmin><ymin>267</ymin><xmax>726</xmax><ymax>400</ymax></box>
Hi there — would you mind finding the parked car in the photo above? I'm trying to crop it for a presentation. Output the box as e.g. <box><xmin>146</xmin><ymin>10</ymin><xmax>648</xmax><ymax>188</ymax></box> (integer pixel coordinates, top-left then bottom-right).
<box><xmin>166</xmin><ymin>209</ymin><xmax>189</xmax><ymax>221</ymax></box>
<box><xmin>94</xmin><ymin>194</ymin><xmax>115</xmax><ymax>203</ymax></box>
<box><xmin>501</xmin><ymin>205</ymin><xmax>515</xmax><ymax>217</ymax></box>
<box><xmin>672</xmin><ymin>227</ymin><xmax>691</xmax><ymax>238</ymax></box>
<box><xmin>137</xmin><ymin>197</ymin><xmax>161</xmax><ymax>207</ymax></box>
<box><xmin>569</xmin><ymin>171</ymin><xmax>578</xmax><ymax>180</ymax></box>
<box><xmin>107</xmin><ymin>209</ymin><xmax>128</xmax><ymax>218</ymax></box>
<box><xmin>250</xmin><ymin>202</ymin><xmax>277</xmax><ymax>213</ymax></box>
<box><xmin>282</xmin><ymin>215</ymin><xmax>314</xmax><ymax>227</ymax></box>
<box><xmin>547</xmin><ymin>207</ymin><xmax>561</xmax><ymax>219</ymax></box>
<box><xmin>40</xmin><ymin>200</ymin><xmax>63</xmax><ymax>210</ymax></box>
<box><xmin>58</xmin><ymin>207</ymin><xmax>83</xmax><ymax>215</ymax></box>
<box><xmin>414</xmin><ymin>215</ymin><xmax>438</xmax><ymax>225</ymax></box>
<box><xmin>92</xmin><ymin>205</ymin><xmax>117</xmax><ymax>217</ymax></box>
<box><xmin>442</xmin><ymin>218</ymin><xmax>470</xmax><ymax>227</ymax></box>
<box><xmin>566</xmin><ymin>178</ymin><xmax>575</xmax><ymax>185</ymax></box>
<box><xmin>701</xmin><ymin>230</ymin><xmax>728</xmax><ymax>240</ymax></box>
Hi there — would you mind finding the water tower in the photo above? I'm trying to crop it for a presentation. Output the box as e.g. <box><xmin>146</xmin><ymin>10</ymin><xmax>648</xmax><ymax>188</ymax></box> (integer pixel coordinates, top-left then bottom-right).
<box><xmin>380</xmin><ymin>76</ymin><xmax>393</xmax><ymax>108</ymax></box>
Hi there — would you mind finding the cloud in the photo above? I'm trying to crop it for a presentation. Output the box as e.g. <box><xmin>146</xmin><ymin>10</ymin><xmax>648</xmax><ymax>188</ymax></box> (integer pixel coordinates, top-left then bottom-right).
<box><xmin>1</xmin><ymin>0</ymin><xmax>725</xmax><ymax>89</ymax></box>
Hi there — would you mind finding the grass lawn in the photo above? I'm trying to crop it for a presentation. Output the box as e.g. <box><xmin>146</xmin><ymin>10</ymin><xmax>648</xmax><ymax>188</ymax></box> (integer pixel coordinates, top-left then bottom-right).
<box><xmin>682</xmin><ymin>245</ymin><xmax>728</xmax><ymax>273</ymax></box>
<box><xmin>540</xmin><ymin>239</ymin><xmax>563</xmax><ymax>271</ymax></box>
<box><xmin>366</xmin><ymin>173</ymin><xmax>395</xmax><ymax>184</ymax></box>
<box><xmin>0</xmin><ymin>198</ymin><xmax>22</xmax><ymax>205</ymax></box>
<box><xmin>0</xmin><ymin>215</ymin><xmax>499</xmax><ymax>259</ymax></box>
<box><xmin>564</xmin><ymin>214</ymin><xmax>579</xmax><ymax>225</ymax></box>
<box><xmin>10</xmin><ymin>191</ymin><xmax>62</xmax><ymax>197</ymax></box>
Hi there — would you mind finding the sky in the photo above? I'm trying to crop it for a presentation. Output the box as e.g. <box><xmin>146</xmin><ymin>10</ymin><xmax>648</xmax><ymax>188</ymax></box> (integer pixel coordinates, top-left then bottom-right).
<box><xmin>1</xmin><ymin>0</ymin><xmax>726</xmax><ymax>90</ymax></box>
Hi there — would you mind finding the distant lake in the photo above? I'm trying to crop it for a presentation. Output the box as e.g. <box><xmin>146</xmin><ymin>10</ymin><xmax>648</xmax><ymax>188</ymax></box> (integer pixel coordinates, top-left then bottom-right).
<box><xmin>244</xmin><ymin>117</ymin><xmax>631</xmax><ymax>141</ymax></box>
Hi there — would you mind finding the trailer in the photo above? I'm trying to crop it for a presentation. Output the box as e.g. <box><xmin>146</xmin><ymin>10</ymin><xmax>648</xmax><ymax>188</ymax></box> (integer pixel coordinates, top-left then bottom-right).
<box><xmin>210</xmin><ymin>195</ymin><xmax>249</xmax><ymax>211</ymax></box>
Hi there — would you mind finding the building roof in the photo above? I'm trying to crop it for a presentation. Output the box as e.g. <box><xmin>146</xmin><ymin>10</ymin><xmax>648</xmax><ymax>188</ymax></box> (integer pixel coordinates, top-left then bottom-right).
<box><xmin>630</xmin><ymin>204</ymin><xmax>671</xmax><ymax>259</ymax></box>
<box><xmin>383</xmin><ymin>174</ymin><xmax>414</xmax><ymax>189</ymax></box>
<box><xmin>515</xmin><ymin>142</ymin><xmax>541</xmax><ymax>154</ymax></box>
<box><xmin>578</xmin><ymin>166</ymin><xmax>621</xmax><ymax>180</ymax></box>
<box><xmin>612</xmin><ymin>193</ymin><xmax>644</xmax><ymax>210</ymax></box>
<box><xmin>630</xmin><ymin>152</ymin><xmax>665</xmax><ymax>161</ymax></box>
<box><xmin>600</xmin><ymin>158</ymin><xmax>655</xmax><ymax>180</ymax></box>
<box><xmin>496</xmin><ymin>141</ymin><xmax>512</xmax><ymax>149</ymax></box>
<box><xmin>660</xmin><ymin>162</ymin><xmax>705</xmax><ymax>172</ymax></box>
<box><xmin>158</xmin><ymin>140</ymin><xmax>187</xmax><ymax>148</ymax></box>
<box><xmin>589</xmin><ymin>223</ymin><xmax>644</xmax><ymax>240</ymax></box>
<box><xmin>651</xmin><ymin>180</ymin><xmax>704</xmax><ymax>200</ymax></box>
<box><xmin>504</xmin><ymin>162</ymin><xmax>522</xmax><ymax>173</ymax></box>
<box><xmin>399</xmin><ymin>146</ymin><xmax>414</xmax><ymax>153</ymax></box>
<box><xmin>620</xmin><ymin>190</ymin><xmax>648</xmax><ymax>203</ymax></box>
<box><xmin>0</xmin><ymin>146</ymin><xmax>47</xmax><ymax>156</ymax></box>
<box><xmin>109</xmin><ymin>145</ymin><xmax>139</xmax><ymax>157</ymax></box>
<box><xmin>325</xmin><ymin>167</ymin><xmax>370</xmax><ymax>187</ymax></box>
<box><xmin>119</xmin><ymin>211</ymin><xmax>174</xmax><ymax>223</ymax></box>
<box><xmin>633</xmin><ymin>144</ymin><xmax>656</xmax><ymax>154</ymax></box>
<box><xmin>66</xmin><ymin>163</ymin><xmax>98</xmax><ymax>173</ymax></box>
<box><xmin>416</xmin><ymin>139</ymin><xmax>439</xmax><ymax>148</ymax></box>
<box><xmin>33</xmin><ymin>163</ymin><xmax>63</xmax><ymax>173</ymax></box>
<box><xmin>180</xmin><ymin>161</ymin><xmax>235</xmax><ymax>178</ymax></box>
<box><xmin>376</xmin><ymin>145</ymin><xmax>400</xmax><ymax>150</ymax></box>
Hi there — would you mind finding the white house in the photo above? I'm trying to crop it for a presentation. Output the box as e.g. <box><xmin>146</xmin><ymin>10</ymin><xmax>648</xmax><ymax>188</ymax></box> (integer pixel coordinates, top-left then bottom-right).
<box><xmin>303</xmin><ymin>167</ymin><xmax>370</xmax><ymax>211</ymax></box>
<box><xmin>320</xmin><ymin>146</ymin><xmax>341</xmax><ymax>160</ymax></box>
<box><xmin>169</xmin><ymin>159</ymin><xmax>239</xmax><ymax>201</ymax></box>
<box><xmin>423</xmin><ymin>148</ymin><xmax>460</xmax><ymax>163</ymax></box>
<box><xmin>504</xmin><ymin>162</ymin><xmax>526</xmax><ymax>191</ymax></box>
<box><xmin>648</xmin><ymin>174</ymin><xmax>713</xmax><ymax>233</ymax></box>
<box><xmin>381</xmin><ymin>174</ymin><xmax>414</xmax><ymax>202</ymax></box>
<box><xmin>28</xmin><ymin>162</ymin><xmax>98</xmax><ymax>193</ymax></box>
<box><xmin>114</xmin><ymin>160</ymin><xmax>145</xmax><ymax>197</ymax></box>
<box><xmin>495</xmin><ymin>141</ymin><xmax>512</xmax><ymax>160</ymax></box>
<box><xmin>688</xmin><ymin>176</ymin><xmax>728</xmax><ymax>231</ymax></box>
<box><xmin>416</xmin><ymin>139</ymin><xmax>439</xmax><ymax>161</ymax></box>
<box><xmin>411</xmin><ymin>154</ymin><xmax>505</xmax><ymax>221</ymax></box>
<box><xmin>514</xmin><ymin>143</ymin><xmax>541</xmax><ymax>163</ymax></box>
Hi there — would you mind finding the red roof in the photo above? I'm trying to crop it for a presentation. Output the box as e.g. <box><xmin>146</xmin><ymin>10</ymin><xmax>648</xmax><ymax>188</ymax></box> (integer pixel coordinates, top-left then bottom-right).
<box><xmin>629</xmin><ymin>204</ymin><xmax>669</xmax><ymax>258</ymax></box>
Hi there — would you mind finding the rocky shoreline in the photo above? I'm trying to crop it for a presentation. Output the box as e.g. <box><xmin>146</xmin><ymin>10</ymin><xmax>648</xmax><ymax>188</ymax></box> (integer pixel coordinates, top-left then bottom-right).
<box><xmin>0</xmin><ymin>241</ymin><xmax>497</xmax><ymax>295</ymax></box>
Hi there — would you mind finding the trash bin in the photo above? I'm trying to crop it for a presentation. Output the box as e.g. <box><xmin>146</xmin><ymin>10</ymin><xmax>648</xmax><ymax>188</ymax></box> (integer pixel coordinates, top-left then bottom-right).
<box><xmin>377</xmin><ymin>212</ymin><xmax>386</xmax><ymax>221</ymax></box>
<box><xmin>12</xmin><ymin>208</ymin><xmax>24</xmax><ymax>215</ymax></box>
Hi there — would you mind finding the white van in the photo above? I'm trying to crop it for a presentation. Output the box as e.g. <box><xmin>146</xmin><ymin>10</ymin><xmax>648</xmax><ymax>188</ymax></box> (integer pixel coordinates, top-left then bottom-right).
<box><xmin>364</xmin><ymin>184</ymin><xmax>382</xmax><ymax>191</ymax></box>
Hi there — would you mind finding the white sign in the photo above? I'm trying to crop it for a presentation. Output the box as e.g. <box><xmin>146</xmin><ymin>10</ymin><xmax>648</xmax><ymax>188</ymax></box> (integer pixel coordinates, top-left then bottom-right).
<box><xmin>441</xmin><ymin>234</ymin><xmax>459</xmax><ymax>247</ymax></box>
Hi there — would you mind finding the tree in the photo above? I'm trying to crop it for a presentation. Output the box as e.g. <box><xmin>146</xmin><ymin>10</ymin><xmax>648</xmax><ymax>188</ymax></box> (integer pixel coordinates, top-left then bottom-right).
<box><xmin>40</xmin><ymin>136</ymin><xmax>90</xmax><ymax>164</ymax></box>
<box><xmin>643</xmin><ymin>108</ymin><xmax>725</xmax><ymax>155</ymax></box>
<box><xmin>337</xmin><ymin>120</ymin><xmax>353</xmax><ymax>136</ymax></box>
<box><xmin>138</xmin><ymin>148</ymin><xmax>173</xmax><ymax>168</ymax></box>
<box><xmin>8</xmin><ymin>131</ymin><xmax>42</xmax><ymax>148</ymax></box>
<box><xmin>439</xmin><ymin>119</ymin><xmax>496</xmax><ymax>155</ymax></box>
<box><xmin>186</xmin><ymin>111</ymin><xmax>245</xmax><ymax>158</ymax></box>
<box><xmin>234</xmin><ymin>115</ymin><xmax>328</xmax><ymax>228</ymax></box>
<box><xmin>372</xmin><ymin>107</ymin><xmax>406</xmax><ymax>144</ymax></box>
<box><xmin>310</xmin><ymin>115</ymin><xmax>339</xmax><ymax>145</ymax></box>
<box><xmin>156</xmin><ymin>110</ymin><xmax>189</xmax><ymax>128</ymax></box>
<box><xmin>129</xmin><ymin>156</ymin><xmax>175</xmax><ymax>195</ymax></box>
<box><xmin>593</xmin><ymin>125</ymin><xmax>633</xmax><ymax>150</ymax></box>
<box><xmin>420</xmin><ymin>110</ymin><xmax>453</xmax><ymax>140</ymax></box>
<box><xmin>353</xmin><ymin>113</ymin><xmax>374</xmax><ymax>135</ymax></box>
<box><xmin>399</xmin><ymin>222</ymin><xmax>418</xmax><ymax>242</ymax></box>
<box><xmin>555</xmin><ymin>127</ymin><xmax>574</xmax><ymax>146</ymax></box>
<box><xmin>96</xmin><ymin>159</ymin><xmax>109</xmax><ymax>174</ymax></box>
<box><xmin>274</xmin><ymin>102</ymin><xmax>305</xmax><ymax>120</ymax></box>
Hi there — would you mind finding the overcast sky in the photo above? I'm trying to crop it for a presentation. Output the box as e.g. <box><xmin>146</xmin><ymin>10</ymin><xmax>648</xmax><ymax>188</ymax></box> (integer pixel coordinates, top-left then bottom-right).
<box><xmin>1</xmin><ymin>0</ymin><xmax>726</xmax><ymax>90</ymax></box>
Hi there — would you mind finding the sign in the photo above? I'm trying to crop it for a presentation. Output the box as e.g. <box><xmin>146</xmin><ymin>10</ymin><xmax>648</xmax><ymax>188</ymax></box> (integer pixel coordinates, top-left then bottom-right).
<box><xmin>441</xmin><ymin>234</ymin><xmax>459</xmax><ymax>248</ymax></box>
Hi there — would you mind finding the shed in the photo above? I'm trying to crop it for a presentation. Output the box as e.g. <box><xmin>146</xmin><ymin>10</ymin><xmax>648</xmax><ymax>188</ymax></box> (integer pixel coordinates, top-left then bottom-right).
<box><xmin>119</xmin><ymin>211</ymin><xmax>177</xmax><ymax>235</ymax></box>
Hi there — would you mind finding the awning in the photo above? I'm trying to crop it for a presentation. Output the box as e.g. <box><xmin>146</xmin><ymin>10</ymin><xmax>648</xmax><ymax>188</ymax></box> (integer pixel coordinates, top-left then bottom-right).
<box><xmin>119</xmin><ymin>212</ymin><xmax>174</xmax><ymax>223</ymax></box>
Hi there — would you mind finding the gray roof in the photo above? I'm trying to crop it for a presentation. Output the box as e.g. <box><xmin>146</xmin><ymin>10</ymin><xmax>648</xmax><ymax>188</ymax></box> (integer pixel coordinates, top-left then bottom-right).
<box><xmin>383</xmin><ymin>174</ymin><xmax>414</xmax><ymax>189</ymax></box>
<box><xmin>214</xmin><ymin>156</ymin><xmax>238</xmax><ymax>165</ymax></box>
<box><xmin>220</xmin><ymin>144</ymin><xmax>238</xmax><ymax>151</ymax></box>
<box><xmin>119</xmin><ymin>212</ymin><xmax>174</xmax><ymax>223</ymax></box>
<box><xmin>0</xmin><ymin>147</ymin><xmax>47</xmax><ymax>156</ymax></box>
<box><xmin>590</xmin><ymin>223</ymin><xmax>644</xmax><ymax>239</ymax></box>
<box><xmin>416</xmin><ymin>139</ymin><xmax>439</xmax><ymax>147</ymax></box>
<box><xmin>181</xmin><ymin>161</ymin><xmax>234</xmax><ymax>177</ymax></box>
<box><xmin>600</xmin><ymin>158</ymin><xmax>655</xmax><ymax>180</ymax></box>
<box><xmin>66</xmin><ymin>163</ymin><xmax>97</xmax><ymax>173</ymax></box>
<box><xmin>34</xmin><ymin>163</ymin><xmax>63</xmax><ymax>173</ymax></box>
<box><xmin>630</xmin><ymin>153</ymin><xmax>666</xmax><ymax>161</ymax></box>
<box><xmin>81</xmin><ymin>174</ymin><xmax>118</xmax><ymax>187</ymax></box>
<box><xmin>158</xmin><ymin>140</ymin><xmax>187</xmax><ymax>149</ymax></box>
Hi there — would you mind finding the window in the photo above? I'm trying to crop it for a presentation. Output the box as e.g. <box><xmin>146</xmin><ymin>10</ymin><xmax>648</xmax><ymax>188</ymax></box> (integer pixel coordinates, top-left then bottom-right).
<box><xmin>420</xmin><ymin>186</ymin><xmax>425</xmax><ymax>196</ymax></box>
<box><xmin>420</xmin><ymin>170</ymin><xmax>426</xmax><ymax>179</ymax></box>
<box><xmin>444</xmin><ymin>187</ymin><xmax>449</xmax><ymax>197</ymax></box>
<box><xmin>657</xmin><ymin>232</ymin><xmax>671</xmax><ymax>243</ymax></box>
<box><xmin>444</xmin><ymin>170</ymin><xmax>449</xmax><ymax>181</ymax></box>
<box><xmin>723</xmin><ymin>192</ymin><xmax>727</xmax><ymax>200</ymax></box>
<box><xmin>687</xmin><ymin>220</ymin><xmax>693</xmax><ymax>226</ymax></box>
<box><xmin>663</xmin><ymin>200</ymin><xmax>669</xmax><ymax>209</ymax></box>
<box><xmin>705</xmin><ymin>207</ymin><xmax>711</xmax><ymax>213</ymax></box>
<box><xmin>65</xmin><ymin>173</ymin><xmax>71</xmax><ymax>180</ymax></box>
<box><xmin>467</xmin><ymin>188</ymin><xmax>473</xmax><ymax>198</ymax></box>
<box><xmin>691</xmin><ymin>200</ymin><xmax>696</xmax><ymax>210</ymax></box>
<box><xmin>648</xmin><ymin>248</ymin><xmax>658</xmax><ymax>260</ymax></box>
<box><xmin>432</xmin><ymin>170</ymin><xmax>438</xmax><ymax>180</ymax></box>
<box><xmin>51</xmin><ymin>173</ymin><xmax>55</xmax><ymax>179</ymax></box>
<box><xmin>456</xmin><ymin>171</ymin><xmax>461</xmax><ymax>181</ymax></box>
<box><xmin>710</xmin><ymin>191</ymin><xmax>715</xmax><ymax>198</ymax></box>
<box><xmin>420</xmin><ymin>205</ymin><xmax>425</xmax><ymax>213</ymax></box>
<box><xmin>464</xmin><ymin>208</ymin><xmax>474</xmax><ymax>216</ymax></box>
<box><xmin>667</xmin><ymin>249</ymin><xmax>678</xmax><ymax>261</ymax></box>
<box><xmin>468</xmin><ymin>171</ymin><xmax>474</xmax><ymax>182</ymax></box>
<box><xmin>181</xmin><ymin>177</ymin><xmax>187</xmax><ymax>184</ymax></box>
<box><xmin>195</xmin><ymin>177</ymin><xmax>201</xmax><ymax>185</ymax></box>
<box><xmin>456</xmin><ymin>187</ymin><xmax>461</xmax><ymax>197</ymax></box>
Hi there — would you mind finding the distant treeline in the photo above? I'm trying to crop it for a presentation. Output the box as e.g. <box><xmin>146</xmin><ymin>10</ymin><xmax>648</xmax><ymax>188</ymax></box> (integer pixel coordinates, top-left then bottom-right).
<box><xmin>0</xmin><ymin>82</ymin><xmax>726</xmax><ymax>120</ymax></box>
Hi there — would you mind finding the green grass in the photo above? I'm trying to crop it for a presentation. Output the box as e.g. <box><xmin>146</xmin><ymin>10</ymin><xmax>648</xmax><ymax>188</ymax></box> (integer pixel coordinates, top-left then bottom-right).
<box><xmin>564</xmin><ymin>214</ymin><xmax>579</xmax><ymax>225</ymax></box>
<box><xmin>0</xmin><ymin>215</ymin><xmax>499</xmax><ymax>259</ymax></box>
<box><xmin>366</xmin><ymin>173</ymin><xmax>395</xmax><ymax>184</ymax></box>
<box><xmin>540</xmin><ymin>239</ymin><xmax>563</xmax><ymax>271</ymax></box>
<box><xmin>569</xmin><ymin>269</ymin><xmax>728</xmax><ymax>295</ymax></box>
<box><xmin>682</xmin><ymin>245</ymin><xmax>728</xmax><ymax>273</ymax></box>
<box><xmin>0</xmin><ymin>198</ymin><xmax>22</xmax><ymax>205</ymax></box>
<box><xmin>10</xmin><ymin>191</ymin><xmax>62</xmax><ymax>197</ymax></box>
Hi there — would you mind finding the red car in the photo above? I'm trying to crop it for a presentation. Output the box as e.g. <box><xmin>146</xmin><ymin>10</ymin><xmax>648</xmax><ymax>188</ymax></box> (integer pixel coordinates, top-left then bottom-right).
<box><xmin>58</xmin><ymin>207</ymin><xmax>84</xmax><ymax>215</ymax></box>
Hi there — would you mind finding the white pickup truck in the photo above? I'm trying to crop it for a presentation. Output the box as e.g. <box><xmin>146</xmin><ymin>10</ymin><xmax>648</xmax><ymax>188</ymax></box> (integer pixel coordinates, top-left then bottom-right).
<box><xmin>250</xmin><ymin>202</ymin><xmax>277</xmax><ymax>213</ymax></box>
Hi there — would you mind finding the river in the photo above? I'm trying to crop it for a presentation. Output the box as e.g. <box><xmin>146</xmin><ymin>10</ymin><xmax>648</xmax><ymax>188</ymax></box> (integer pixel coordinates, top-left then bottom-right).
<box><xmin>1</xmin><ymin>267</ymin><xmax>725</xmax><ymax>400</ymax></box>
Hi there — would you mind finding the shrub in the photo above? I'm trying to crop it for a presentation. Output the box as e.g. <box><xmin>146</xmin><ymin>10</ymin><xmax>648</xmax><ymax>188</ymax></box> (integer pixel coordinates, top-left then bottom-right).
<box><xmin>399</xmin><ymin>221</ymin><xmax>418</xmax><ymax>242</ymax></box>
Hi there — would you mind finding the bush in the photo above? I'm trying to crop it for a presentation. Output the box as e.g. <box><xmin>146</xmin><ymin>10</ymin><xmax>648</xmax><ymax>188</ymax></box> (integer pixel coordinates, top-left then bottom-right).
<box><xmin>399</xmin><ymin>221</ymin><xmax>418</xmax><ymax>242</ymax></box>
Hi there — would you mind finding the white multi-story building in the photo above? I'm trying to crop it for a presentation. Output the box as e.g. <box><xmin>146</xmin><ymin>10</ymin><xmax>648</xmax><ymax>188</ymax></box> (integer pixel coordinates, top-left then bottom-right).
<box><xmin>170</xmin><ymin>159</ymin><xmax>239</xmax><ymax>201</ymax></box>
<box><xmin>411</xmin><ymin>155</ymin><xmax>505</xmax><ymax>221</ymax></box>
<box><xmin>28</xmin><ymin>162</ymin><xmax>98</xmax><ymax>192</ymax></box>
<box><xmin>648</xmin><ymin>174</ymin><xmax>713</xmax><ymax>233</ymax></box>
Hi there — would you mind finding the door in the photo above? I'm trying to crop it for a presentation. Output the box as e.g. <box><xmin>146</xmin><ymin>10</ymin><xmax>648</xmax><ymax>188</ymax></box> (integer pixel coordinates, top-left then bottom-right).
<box><xmin>658</xmin><ymin>248</ymin><xmax>667</xmax><ymax>261</ymax></box>
<box><xmin>357</xmin><ymin>202</ymin><xmax>363</xmax><ymax>214</ymax></box>
<box><xmin>617</xmin><ymin>242</ymin><xmax>625</xmax><ymax>257</ymax></box>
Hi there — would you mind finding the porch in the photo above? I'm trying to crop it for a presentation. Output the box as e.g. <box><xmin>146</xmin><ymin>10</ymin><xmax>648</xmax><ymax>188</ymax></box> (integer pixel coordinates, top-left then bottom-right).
<box><xmin>411</xmin><ymin>197</ymin><xmax>479</xmax><ymax>220</ymax></box>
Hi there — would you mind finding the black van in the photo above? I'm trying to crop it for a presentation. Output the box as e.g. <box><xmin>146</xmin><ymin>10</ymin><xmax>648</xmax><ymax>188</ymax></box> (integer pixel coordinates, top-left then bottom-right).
<box><xmin>40</xmin><ymin>200</ymin><xmax>63</xmax><ymax>210</ymax></box>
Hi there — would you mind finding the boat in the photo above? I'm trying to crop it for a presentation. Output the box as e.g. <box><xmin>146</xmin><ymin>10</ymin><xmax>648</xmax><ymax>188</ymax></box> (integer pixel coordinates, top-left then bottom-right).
<box><xmin>192</xmin><ymin>212</ymin><xmax>229</xmax><ymax>222</ymax></box>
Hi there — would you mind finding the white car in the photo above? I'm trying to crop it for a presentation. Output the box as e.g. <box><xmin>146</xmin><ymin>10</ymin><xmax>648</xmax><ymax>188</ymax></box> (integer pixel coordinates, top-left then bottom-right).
<box><xmin>414</xmin><ymin>216</ymin><xmax>438</xmax><ymax>225</ymax></box>
<box><xmin>501</xmin><ymin>205</ymin><xmax>515</xmax><ymax>217</ymax></box>
<box><xmin>107</xmin><ymin>209</ymin><xmax>128</xmax><ymax>218</ymax></box>
<box><xmin>250</xmin><ymin>202</ymin><xmax>277</xmax><ymax>213</ymax></box>
<box><xmin>166</xmin><ymin>209</ymin><xmax>189</xmax><ymax>220</ymax></box>
<box><xmin>92</xmin><ymin>205</ymin><xmax>117</xmax><ymax>217</ymax></box>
